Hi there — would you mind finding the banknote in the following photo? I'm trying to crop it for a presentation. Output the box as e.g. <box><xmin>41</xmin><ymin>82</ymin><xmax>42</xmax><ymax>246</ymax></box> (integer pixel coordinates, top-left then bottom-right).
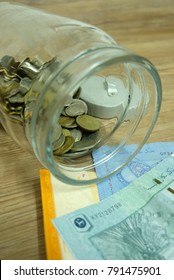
<box><xmin>92</xmin><ymin>142</ymin><xmax>174</xmax><ymax>200</ymax></box>
<box><xmin>53</xmin><ymin>154</ymin><xmax>174</xmax><ymax>259</ymax></box>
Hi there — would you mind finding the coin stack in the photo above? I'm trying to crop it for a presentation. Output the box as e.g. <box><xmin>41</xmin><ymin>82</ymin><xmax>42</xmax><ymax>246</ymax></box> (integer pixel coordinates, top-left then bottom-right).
<box><xmin>53</xmin><ymin>99</ymin><xmax>102</xmax><ymax>158</ymax></box>
<box><xmin>0</xmin><ymin>55</ymin><xmax>42</xmax><ymax>124</ymax></box>
<box><xmin>0</xmin><ymin>55</ymin><xmax>105</xmax><ymax>159</ymax></box>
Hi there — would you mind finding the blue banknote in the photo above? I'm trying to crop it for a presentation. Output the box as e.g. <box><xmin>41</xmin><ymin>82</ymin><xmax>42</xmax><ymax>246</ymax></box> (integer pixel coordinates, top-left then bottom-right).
<box><xmin>53</xmin><ymin>154</ymin><xmax>174</xmax><ymax>259</ymax></box>
<box><xmin>92</xmin><ymin>142</ymin><xmax>174</xmax><ymax>200</ymax></box>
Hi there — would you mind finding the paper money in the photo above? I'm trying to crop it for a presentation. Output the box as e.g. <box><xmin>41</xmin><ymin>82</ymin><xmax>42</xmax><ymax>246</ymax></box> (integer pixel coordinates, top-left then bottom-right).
<box><xmin>92</xmin><ymin>142</ymin><xmax>174</xmax><ymax>200</ymax></box>
<box><xmin>40</xmin><ymin>168</ymin><xmax>99</xmax><ymax>260</ymax></box>
<box><xmin>53</xmin><ymin>154</ymin><xmax>174</xmax><ymax>259</ymax></box>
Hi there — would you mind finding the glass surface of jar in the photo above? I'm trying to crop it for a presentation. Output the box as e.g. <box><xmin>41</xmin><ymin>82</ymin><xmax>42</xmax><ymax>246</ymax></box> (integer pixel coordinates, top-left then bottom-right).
<box><xmin>0</xmin><ymin>2</ymin><xmax>162</xmax><ymax>185</ymax></box>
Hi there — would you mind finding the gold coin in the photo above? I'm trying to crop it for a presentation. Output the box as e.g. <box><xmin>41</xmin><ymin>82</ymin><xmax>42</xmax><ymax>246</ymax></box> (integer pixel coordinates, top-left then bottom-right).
<box><xmin>59</xmin><ymin>116</ymin><xmax>75</xmax><ymax>128</ymax></box>
<box><xmin>71</xmin><ymin>131</ymin><xmax>101</xmax><ymax>152</ymax></box>
<box><xmin>53</xmin><ymin>133</ymin><xmax>65</xmax><ymax>151</ymax></box>
<box><xmin>76</xmin><ymin>115</ymin><xmax>101</xmax><ymax>132</ymax></box>
<box><xmin>54</xmin><ymin>136</ymin><xmax>75</xmax><ymax>156</ymax></box>
<box><xmin>62</xmin><ymin>128</ymin><xmax>72</xmax><ymax>137</ymax></box>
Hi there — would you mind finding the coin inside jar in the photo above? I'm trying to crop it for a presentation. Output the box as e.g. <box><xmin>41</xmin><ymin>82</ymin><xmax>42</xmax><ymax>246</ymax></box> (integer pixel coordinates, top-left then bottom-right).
<box><xmin>65</xmin><ymin>99</ymin><xmax>88</xmax><ymax>117</ymax></box>
<box><xmin>53</xmin><ymin>133</ymin><xmax>65</xmax><ymax>151</ymax></box>
<box><xmin>61</xmin><ymin>149</ymin><xmax>90</xmax><ymax>158</ymax></box>
<box><xmin>54</xmin><ymin>136</ymin><xmax>75</xmax><ymax>155</ymax></box>
<box><xmin>69</xmin><ymin>128</ymin><xmax>82</xmax><ymax>142</ymax></box>
<box><xmin>76</xmin><ymin>115</ymin><xmax>101</xmax><ymax>132</ymax></box>
<box><xmin>71</xmin><ymin>131</ymin><xmax>101</xmax><ymax>152</ymax></box>
<box><xmin>0</xmin><ymin>54</ymin><xmax>115</xmax><ymax>162</ymax></box>
<box><xmin>52</xmin><ymin>124</ymin><xmax>62</xmax><ymax>143</ymax></box>
<box><xmin>62</xmin><ymin>128</ymin><xmax>72</xmax><ymax>137</ymax></box>
<box><xmin>59</xmin><ymin>116</ymin><xmax>76</xmax><ymax>128</ymax></box>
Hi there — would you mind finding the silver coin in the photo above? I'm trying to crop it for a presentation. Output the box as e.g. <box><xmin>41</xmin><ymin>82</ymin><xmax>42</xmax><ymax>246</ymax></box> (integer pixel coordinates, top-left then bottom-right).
<box><xmin>31</xmin><ymin>56</ymin><xmax>43</xmax><ymax>70</ymax></box>
<box><xmin>20</xmin><ymin>77</ymin><xmax>32</xmax><ymax>95</ymax></box>
<box><xmin>17</xmin><ymin>58</ymin><xmax>41</xmax><ymax>78</ymax></box>
<box><xmin>65</xmin><ymin>99</ymin><xmax>88</xmax><ymax>117</ymax></box>
<box><xmin>71</xmin><ymin>131</ymin><xmax>101</xmax><ymax>152</ymax></box>
<box><xmin>70</xmin><ymin>128</ymin><xmax>82</xmax><ymax>142</ymax></box>
<box><xmin>62</xmin><ymin>149</ymin><xmax>90</xmax><ymax>158</ymax></box>
<box><xmin>0</xmin><ymin>55</ymin><xmax>16</xmax><ymax>69</ymax></box>
<box><xmin>66</xmin><ymin>120</ymin><xmax>78</xmax><ymax>128</ymax></box>
<box><xmin>52</xmin><ymin>124</ymin><xmax>62</xmax><ymax>143</ymax></box>
<box><xmin>53</xmin><ymin>133</ymin><xmax>65</xmax><ymax>151</ymax></box>
<box><xmin>8</xmin><ymin>93</ymin><xmax>24</xmax><ymax>104</ymax></box>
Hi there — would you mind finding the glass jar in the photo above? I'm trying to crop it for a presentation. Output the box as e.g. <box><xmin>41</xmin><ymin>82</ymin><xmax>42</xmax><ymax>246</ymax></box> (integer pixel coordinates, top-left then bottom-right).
<box><xmin>0</xmin><ymin>2</ymin><xmax>162</xmax><ymax>185</ymax></box>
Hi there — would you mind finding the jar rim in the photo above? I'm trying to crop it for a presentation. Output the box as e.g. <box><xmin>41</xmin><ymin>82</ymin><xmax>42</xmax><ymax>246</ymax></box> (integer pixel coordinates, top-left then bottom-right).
<box><xmin>29</xmin><ymin>46</ymin><xmax>162</xmax><ymax>185</ymax></box>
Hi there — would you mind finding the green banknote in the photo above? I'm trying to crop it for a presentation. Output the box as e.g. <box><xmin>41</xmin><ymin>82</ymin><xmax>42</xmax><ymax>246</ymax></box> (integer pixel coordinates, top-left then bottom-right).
<box><xmin>53</xmin><ymin>154</ymin><xmax>174</xmax><ymax>260</ymax></box>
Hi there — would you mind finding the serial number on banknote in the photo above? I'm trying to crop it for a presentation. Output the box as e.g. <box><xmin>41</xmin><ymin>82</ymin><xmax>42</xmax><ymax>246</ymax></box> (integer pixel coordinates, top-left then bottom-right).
<box><xmin>106</xmin><ymin>266</ymin><xmax>161</xmax><ymax>276</ymax></box>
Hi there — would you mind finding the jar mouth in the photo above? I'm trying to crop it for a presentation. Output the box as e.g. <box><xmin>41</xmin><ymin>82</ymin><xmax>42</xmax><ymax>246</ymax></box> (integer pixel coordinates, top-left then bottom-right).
<box><xmin>30</xmin><ymin>46</ymin><xmax>162</xmax><ymax>185</ymax></box>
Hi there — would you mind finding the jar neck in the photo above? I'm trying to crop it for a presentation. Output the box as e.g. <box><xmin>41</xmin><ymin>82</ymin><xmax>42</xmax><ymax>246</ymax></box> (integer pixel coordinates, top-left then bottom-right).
<box><xmin>25</xmin><ymin>45</ymin><xmax>162</xmax><ymax>185</ymax></box>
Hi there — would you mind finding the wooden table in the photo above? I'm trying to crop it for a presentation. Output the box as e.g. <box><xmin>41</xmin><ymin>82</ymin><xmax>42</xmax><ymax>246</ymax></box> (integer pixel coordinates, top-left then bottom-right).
<box><xmin>0</xmin><ymin>0</ymin><xmax>174</xmax><ymax>260</ymax></box>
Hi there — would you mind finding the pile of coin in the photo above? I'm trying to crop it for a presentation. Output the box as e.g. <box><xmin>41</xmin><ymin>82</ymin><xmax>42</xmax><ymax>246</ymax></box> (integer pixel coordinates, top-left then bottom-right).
<box><xmin>0</xmin><ymin>54</ymin><xmax>106</xmax><ymax>159</ymax></box>
<box><xmin>0</xmin><ymin>55</ymin><xmax>42</xmax><ymax>124</ymax></box>
<box><xmin>53</xmin><ymin>109</ymin><xmax>102</xmax><ymax>158</ymax></box>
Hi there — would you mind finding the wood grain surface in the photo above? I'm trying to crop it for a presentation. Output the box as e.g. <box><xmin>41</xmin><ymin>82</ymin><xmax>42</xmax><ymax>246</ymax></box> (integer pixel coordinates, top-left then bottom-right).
<box><xmin>0</xmin><ymin>0</ymin><xmax>174</xmax><ymax>260</ymax></box>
